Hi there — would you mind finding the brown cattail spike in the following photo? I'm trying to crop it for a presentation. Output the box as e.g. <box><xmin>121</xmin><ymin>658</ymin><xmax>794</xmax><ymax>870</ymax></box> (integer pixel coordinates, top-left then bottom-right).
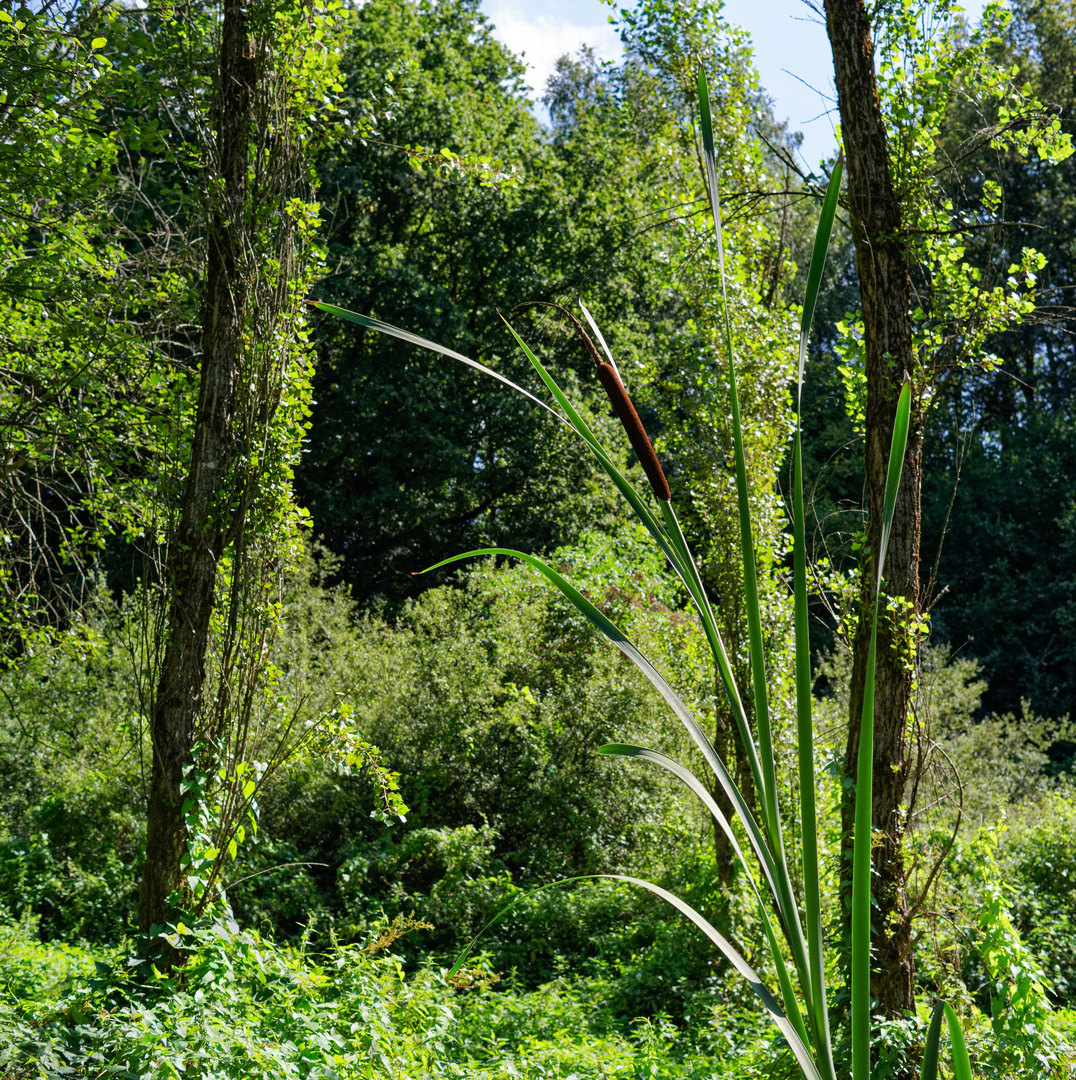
<box><xmin>596</xmin><ymin>364</ymin><xmax>671</xmax><ymax>502</ymax></box>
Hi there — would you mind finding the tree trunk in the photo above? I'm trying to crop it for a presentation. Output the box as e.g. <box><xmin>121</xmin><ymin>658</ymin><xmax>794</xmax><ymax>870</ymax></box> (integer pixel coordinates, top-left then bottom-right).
<box><xmin>139</xmin><ymin>0</ymin><xmax>256</xmax><ymax>939</ymax></box>
<box><xmin>823</xmin><ymin>0</ymin><xmax>921</xmax><ymax>1017</ymax></box>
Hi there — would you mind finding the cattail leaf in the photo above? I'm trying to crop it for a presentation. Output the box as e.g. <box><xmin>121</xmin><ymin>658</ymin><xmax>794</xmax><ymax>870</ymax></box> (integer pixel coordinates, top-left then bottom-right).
<box><xmin>698</xmin><ymin>69</ymin><xmax>809</xmax><ymax>1006</ymax></box>
<box><xmin>793</xmin><ymin>423</ymin><xmax>833</xmax><ymax>1067</ymax></box>
<box><xmin>598</xmin><ymin>744</ymin><xmax>777</xmax><ymax>903</ymax></box>
<box><xmin>877</xmin><ymin>380</ymin><xmax>913</xmax><ymax>593</ymax></box>
<box><xmin>920</xmin><ymin>1000</ymin><xmax>945</xmax><ymax>1080</ymax></box>
<box><xmin>657</xmin><ymin>501</ymin><xmax>765</xmax><ymax>808</ymax></box>
<box><xmin>612</xmin><ymin>876</ymin><xmax>823</xmax><ymax>1080</ymax></box>
<box><xmin>943</xmin><ymin>1003</ymin><xmax>972</xmax><ymax>1080</ymax></box>
<box><xmin>852</xmin><ymin>378</ymin><xmax>913</xmax><ymax>1080</ymax></box>
<box><xmin>599</xmin><ymin>744</ymin><xmax>811</xmax><ymax>1047</ymax></box>
<box><xmin>696</xmin><ymin>67</ymin><xmax>727</xmax><ymax>297</ymax></box>
<box><xmin>797</xmin><ymin>155</ymin><xmax>843</xmax><ymax>410</ymax></box>
<box><xmin>308</xmin><ymin>301</ymin><xmax>562</xmax><ymax>420</ymax></box>
<box><xmin>447</xmin><ymin>869</ymin><xmax>822</xmax><ymax>1080</ymax></box>
<box><xmin>920</xmin><ymin>1001</ymin><xmax>972</xmax><ymax>1080</ymax></box>
<box><xmin>792</xmin><ymin>158</ymin><xmax>843</xmax><ymax>1072</ymax></box>
<box><xmin>698</xmin><ymin>69</ymin><xmax>780</xmax><ymax>851</ymax></box>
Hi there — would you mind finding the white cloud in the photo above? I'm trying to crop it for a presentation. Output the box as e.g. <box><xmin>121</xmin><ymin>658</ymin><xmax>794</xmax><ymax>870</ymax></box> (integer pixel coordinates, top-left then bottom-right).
<box><xmin>483</xmin><ymin>0</ymin><xmax>623</xmax><ymax>102</ymax></box>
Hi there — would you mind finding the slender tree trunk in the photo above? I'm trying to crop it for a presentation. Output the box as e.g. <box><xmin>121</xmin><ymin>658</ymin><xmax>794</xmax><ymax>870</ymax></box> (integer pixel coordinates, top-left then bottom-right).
<box><xmin>139</xmin><ymin>0</ymin><xmax>257</xmax><ymax>938</ymax></box>
<box><xmin>823</xmin><ymin>0</ymin><xmax>921</xmax><ymax>1017</ymax></box>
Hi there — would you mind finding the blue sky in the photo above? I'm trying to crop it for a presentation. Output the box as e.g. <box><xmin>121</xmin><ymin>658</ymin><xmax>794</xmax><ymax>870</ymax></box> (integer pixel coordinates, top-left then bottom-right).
<box><xmin>481</xmin><ymin>0</ymin><xmax>990</xmax><ymax>170</ymax></box>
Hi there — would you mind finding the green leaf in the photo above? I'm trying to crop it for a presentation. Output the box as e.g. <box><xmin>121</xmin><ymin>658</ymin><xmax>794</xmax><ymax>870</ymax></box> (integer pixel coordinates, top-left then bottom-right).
<box><xmin>944</xmin><ymin>1003</ymin><xmax>972</xmax><ymax>1080</ymax></box>
<box><xmin>598</xmin><ymin>744</ymin><xmax>778</xmax><ymax>906</ymax></box>
<box><xmin>792</xmin><ymin>158</ymin><xmax>843</xmax><ymax>1075</ymax></box>
<box><xmin>600</xmin><ymin>744</ymin><xmax>810</xmax><ymax>1050</ymax></box>
<box><xmin>852</xmin><ymin>379</ymin><xmax>913</xmax><ymax>1080</ymax></box>
<box><xmin>920</xmin><ymin>1001</ymin><xmax>973</xmax><ymax>1080</ymax></box>
<box><xmin>797</xmin><ymin>155</ymin><xmax>844</xmax><ymax>406</ymax></box>
<box><xmin>611</xmin><ymin>875</ymin><xmax>823</xmax><ymax>1080</ymax></box>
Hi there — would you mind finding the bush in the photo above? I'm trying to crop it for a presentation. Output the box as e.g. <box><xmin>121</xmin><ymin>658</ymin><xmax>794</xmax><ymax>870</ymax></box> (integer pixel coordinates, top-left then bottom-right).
<box><xmin>1003</xmin><ymin>790</ymin><xmax>1076</xmax><ymax>1005</ymax></box>
<box><xmin>0</xmin><ymin>917</ymin><xmax>461</xmax><ymax>1080</ymax></box>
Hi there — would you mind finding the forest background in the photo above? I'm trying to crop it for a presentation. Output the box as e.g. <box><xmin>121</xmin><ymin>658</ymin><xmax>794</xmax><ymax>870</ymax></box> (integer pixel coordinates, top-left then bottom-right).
<box><xmin>1</xmin><ymin>0</ymin><xmax>1075</xmax><ymax>1076</ymax></box>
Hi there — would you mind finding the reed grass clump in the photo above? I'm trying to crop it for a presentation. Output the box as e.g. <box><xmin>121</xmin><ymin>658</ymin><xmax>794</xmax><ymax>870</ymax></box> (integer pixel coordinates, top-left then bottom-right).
<box><xmin>314</xmin><ymin>68</ymin><xmax>971</xmax><ymax>1080</ymax></box>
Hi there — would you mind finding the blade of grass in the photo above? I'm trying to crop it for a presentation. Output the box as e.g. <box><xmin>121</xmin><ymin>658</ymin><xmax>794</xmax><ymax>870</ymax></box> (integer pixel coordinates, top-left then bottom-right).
<box><xmin>308</xmin><ymin>301</ymin><xmax>562</xmax><ymax>421</ymax></box>
<box><xmin>851</xmin><ymin>380</ymin><xmax>912</xmax><ymax>1080</ymax></box>
<box><xmin>793</xmin><ymin>156</ymin><xmax>843</xmax><ymax>1078</ymax></box>
<box><xmin>698</xmin><ymin>64</ymin><xmax>812</xmax><ymax>1028</ymax></box>
<box><xmin>600</xmin><ymin>743</ymin><xmax>810</xmax><ymax>1047</ymax></box>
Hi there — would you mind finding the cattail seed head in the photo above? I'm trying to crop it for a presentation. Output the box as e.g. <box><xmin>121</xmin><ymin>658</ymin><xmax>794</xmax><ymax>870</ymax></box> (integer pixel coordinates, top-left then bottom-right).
<box><xmin>596</xmin><ymin>364</ymin><xmax>671</xmax><ymax>502</ymax></box>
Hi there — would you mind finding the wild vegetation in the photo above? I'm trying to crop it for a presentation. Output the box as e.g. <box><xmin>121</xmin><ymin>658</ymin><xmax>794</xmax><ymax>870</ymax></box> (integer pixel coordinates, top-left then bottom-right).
<box><xmin>1</xmin><ymin>0</ymin><xmax>1075</xmax><ymax>1077</ymax></box>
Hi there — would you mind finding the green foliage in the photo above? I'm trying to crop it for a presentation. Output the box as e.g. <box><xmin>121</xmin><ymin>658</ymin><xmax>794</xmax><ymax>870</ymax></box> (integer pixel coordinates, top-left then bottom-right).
<box><xmin>0</xmin><ymin>2</ymin><xmax>177</xmax><ymax>632</ymax></box>
<box><xmin>934</xmin><ymin>824</ymin><xmax>1071</xmax><ymax>1077</ymax></box>
<box><xmin>1005</xmin><ymin>793</ymin><xmax>1076</xmax><ymax>1007</ymax></box>
<box><xmin>0</xmin><ymin>601</ymin><xmax>145</xmax><ymax>940</ymax></box>
<box><xmin>926</xmin><ymin>408</ymin><xmax>1076</xmax><ymax>720</ymax></box>
<box><xmin>968</xmin><ymin>830</ymin><xmax>1057</xmax><ymax>1073</ymax></box>
<box><xmin>303</xmin><ymin>0</ymin><xmax>628</xmax><ymax>606</ymax></box>
<box><xmin>257</xmin><ymin>540</ymin><xmax>702</xmax><ymax>889</ymax></box>
<box><xmin>942</xmin><ymin>707</ymin><xmax>1076</xmax><ymax>827</ymax></box>
<box><xmin>0</xmin><ymin>918</ymin><xmax>97</xmax><ymax>1004</ymax></box>
<box><xmin>0</xmin><ymin>917</ymin><xmax>462</xmax><ymax>1080</ymax></box>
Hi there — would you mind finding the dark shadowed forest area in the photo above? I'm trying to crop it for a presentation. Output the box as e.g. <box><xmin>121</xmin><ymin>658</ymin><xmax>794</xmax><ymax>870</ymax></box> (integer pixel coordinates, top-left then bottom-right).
<box><xmin>2</xmin><ymin>0</ymin><xmax>1076</xmax><ymax>1076</ymax></box>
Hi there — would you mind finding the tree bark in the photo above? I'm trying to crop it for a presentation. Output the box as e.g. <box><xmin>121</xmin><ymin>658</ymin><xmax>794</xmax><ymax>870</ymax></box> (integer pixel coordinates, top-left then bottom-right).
<box><xmin>139</xmin><ymin>0</ymin><xmax>256</xmax><ymax>938</ymax></box>
<box><xmin>823</xmin><ymin>0</ymin><xmax>921</xmax><ymax>1018</ymax></box>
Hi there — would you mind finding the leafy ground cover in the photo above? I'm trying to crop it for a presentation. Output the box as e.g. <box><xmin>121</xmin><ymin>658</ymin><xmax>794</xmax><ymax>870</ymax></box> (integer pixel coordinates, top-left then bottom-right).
<box><xmin>3</xmin><ymin>560</ymin><xmax>1076</xmax><ymax>1078</ymax></box>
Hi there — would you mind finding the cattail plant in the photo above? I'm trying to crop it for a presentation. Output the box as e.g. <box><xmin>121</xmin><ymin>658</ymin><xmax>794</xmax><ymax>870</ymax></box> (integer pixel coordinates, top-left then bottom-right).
<box><xmin>313</xmin><ymin>69</ymin><xmax>971</xmax><ymax>1080</ymax></box>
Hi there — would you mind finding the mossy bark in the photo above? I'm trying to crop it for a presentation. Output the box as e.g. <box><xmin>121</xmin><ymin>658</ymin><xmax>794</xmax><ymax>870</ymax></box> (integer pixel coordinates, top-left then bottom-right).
<box><xmin>824</xmin><ymin>0</ymin><xmax>920</xmax><ymax>1019</ymax></box>
<box><xmin>139</xmin><ymin>0</ymin><xmax>256</xmax><ymax>944</ymax></box>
